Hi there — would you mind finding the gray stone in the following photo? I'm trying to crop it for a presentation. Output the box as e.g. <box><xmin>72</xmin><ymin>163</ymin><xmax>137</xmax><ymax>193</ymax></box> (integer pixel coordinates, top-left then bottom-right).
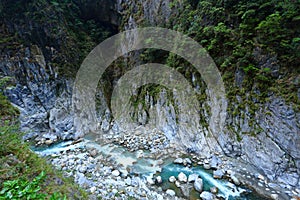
<box><xmin>175</xmin><ymin>180</ymin><xmax>181</xmax><ymax>187</ymax></box>
<box><xmin>169</xmin><ymin>176</ymin><xmax>176</xmax><ymax>183</ymax></box>
<box><xmin>156</xmin><ymin>176</ymin><xmax>162</xmax><ymax>184</ymax></box>
<box><xmin>90</xmin><ymin>186</ymin><xmax>97</xmax><ymax>194</ymax></box>
<box><xmin>174</xmin><ymin>158</ymin><xmax>183</xmax><ymax>164</ymax></box>
<box><xmin>230</xmin><ymin>174</ymin><xmax>240</xmax><ymax>186</ymax></box>
<box><xmin>147</xmin><ymin>176</ymin><xmax>155</xmax><ymax>185</ymax></box>
<box><xmin>200</xmin><ymin>191</ymin><xmax>215</xmax><ymax>200</ymax></box>
<box><xmin>166</xmin><ymin>189</ymin><xmax>176</xmax><ymax>196</ymax></box>
<box><xmin>270</xmin><ymin>194</ymin><xmax>279</xmax><ymax>200</ymax></box>
<box><xmin>111</xmin><ymin>170</ymin><xmax>120</xmax><ymax>177</ymax></box>
<box><xmin>210</xmin><ymin>155</ymin><xmax>221</xmax><ymax>169</ymax></box>
<box><xmin>178</xmin><ymin>172</ymin><xmax>188</xmax><ymax>182</ymax></box>
<box><xmin>210</xmin><ymin>187</ymin><xmax>218</xmax><ymax>194</ymax></box>
<box><xmin>183</xmin><ymin>158</ymin><xmax>192</xmax><ymax>166</ymax></box>
<box><xmin>180</xmin><ymin>184</ymin><xmax>193</xmax><ymax>198</ymax></box>
<box><xmin>188</xmin><ymin>173</ymin><xmax>198</xmax><ymax>182</ymax></box>
<box><xmin>194</xmin><ymin>177</ymin><xmax>203</xmax><ymax>192</ymax></box>
<box><xmin>125</xmin><ymin>177</ymin><xmax>132</xmax><ymax>185</ymax></box>
<box><xmin>78</xmin><ymin>165</ymin><xmax>87</xmax><ymax>173</ymax></box>
<box><xmin>213</xmin><ymin>169</ymin><xmax>224</xmax><ymax>179</ymax></box>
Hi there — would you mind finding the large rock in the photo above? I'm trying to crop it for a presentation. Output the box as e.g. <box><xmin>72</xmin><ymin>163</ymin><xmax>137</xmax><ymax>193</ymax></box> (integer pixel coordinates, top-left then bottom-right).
<box><xmin>188</xmin><ymin>173</ymin><xmax>198</xmax><ymax>182</ymax></box>
<box><xmin>210</xmin><ymin>155</ymin><xmax>221</xmax><ymax>169</ymax></box>
<box><xmin>183</xmin><ymin>158</ymin><xmax>192</xmax><ymax>166</ymax></box>
<box><xmin>194</xmin><ymin>177</ymin><xmax>203</xmax><ymax>192</ymax></box>
<box><xmin>199</xmin><ymin>191</ymin><xmax>215</xmax><ymax>200</ymax></box>
<box><xmin>178</xmin><ymin>172</ymin><xmax>188</xmax><ymax>182</ymax></box>
<box><xmin>169</xmin><ymin>176</ymin><xmax>176</xmax><ymax>183</ymax></box>
<box><xmin>174</xmin><ymin>158</ymin><xmax>183</xmax><ymax>164</ymax></box>
<box><xmin>213</xmin><ymin>169</ymin><xmax>224</xmax><ymax>179</ymax></box>
<box><xmin>166</xmin><ymin>189</ymin><xmax>176</xmax><ymax>196</ymax></box>
<box><xmin>230</xmin><ymin>174</ymin><xmax>240</xmax><ymax>186</ymax></box>
<box><xmin>180</xmin><ymin>184</ymin><xmax>193</xmax><ymax>198</ymax></box>
<box><xmin>111</xmin><ymin>170</ymin><xmax>120</xmax><ymax>177</ymax></box>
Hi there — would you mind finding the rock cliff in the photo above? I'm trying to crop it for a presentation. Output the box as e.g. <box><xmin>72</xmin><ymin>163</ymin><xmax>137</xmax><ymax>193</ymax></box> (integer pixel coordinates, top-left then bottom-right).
<box><xmin>0</xmin><ymin>0</ymin><xmax>299</xmax><ymax>192</ymax></box>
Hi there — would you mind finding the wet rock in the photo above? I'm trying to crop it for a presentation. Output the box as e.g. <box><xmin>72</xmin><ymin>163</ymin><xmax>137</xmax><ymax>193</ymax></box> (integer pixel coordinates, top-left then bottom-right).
<box><xmin>111</xmin><ymin>170</ymin><xmax>120</xmax><ymax>177</ymax></box>
<box><xmin>174</xmin><ymin>158</ymin><xmax>183</xmax><ymax>164</ymax></box>
<box><xmin>169</xmin><ymin>176</ymin><xmax>176</xmax><ymax>183</ymax></box>
<box><xmin>210</xmin><ymin>187</ymin><xmax>218</xmax><ymax>194</ymax></box>
<box><xmin>178</xmin><ymin>172</ymin><xmax>188</xmax><ymax>182</ymax></box>
<box><xmin>270</xmin><ymin>193</ymin><xmax>279</xmax><ymax>200</ymax></box>
<box><xmin>45</xmin><ymin>139</ymin><xmax>54</xmax><ymax>145</ymax></box>
<box><xmin>166</xmin><ymin>189</ymin><xmax>176</xmax><ymax>196</ymax></box>
<box><xmin>183</xmin><ymin>158</ymin><xmax>192</xmax><ymax>166</ymax></box>
<box><xmin>230</xmin><ymin>174</ymin><xmax>240</xmax><ymax>186</ymax></box>
<box><xmin>194</xmin><ymin>177</ymin><xmax>203</xmax><ymax>192</ymax></box>
<box><xmin>200</xmin><ymin>191</ymin><xmax>215</xmax><ymax>200</ymax></box>
<box><xmin>175</xmin><ymin>180</ymin><xmax>181</xmax><ymax>187</ymax></box>
<box><xmin>180</xmin><ymin>184</ymin><xmax>193</xmax><ymax>198</ymax></box>
<box><xmin>156</xmin><ymin>176</ymin><xmax>162</xmax><ymax>184</ymax></box>
<box><xmin>147</xmin><ymin>176</ymin><xmax>155</xmax><ymax>185</ymax></box>
<box><xmin>213</xmin><ymin>169</ymin><xmax>224</xmax><ymax>179</ymax></box>
<box><xmin>78</xmin><ymin>165</ymin><xmax>87</xmax><ymax>173</ymax></box>
<box><xmin>188</xmin><ymin>173</ymin><xmax>198</xmax><ymax>182</ymax></box>
<box><xmin>90</xmin><ymin>186</ymin><xmax>97</xmax><ymax>194</ymax></box>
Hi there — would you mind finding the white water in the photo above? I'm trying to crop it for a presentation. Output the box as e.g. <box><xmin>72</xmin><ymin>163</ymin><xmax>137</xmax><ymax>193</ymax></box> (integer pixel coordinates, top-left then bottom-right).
<box><xmin>34</xmin><ymin>140</ymin><xmax>84</xmax><ymax>156</ymax></box>
<box><xmin>34</xmin><ymin>139</ymin><xmax>162</xmax><ymax>174</ymax></box>
<box><xmin>167</xmin><ymin>165</ymin><xmax>245</xmax><ymax>200</ymax></box>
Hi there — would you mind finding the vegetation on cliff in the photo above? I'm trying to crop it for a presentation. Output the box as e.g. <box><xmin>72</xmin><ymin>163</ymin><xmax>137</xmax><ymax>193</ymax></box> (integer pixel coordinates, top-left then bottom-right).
<box><xmin>0</xmin><ymin>77</ymin><xmax>87</xmax><ymax>199</ymax></box>
<box><xmin>167</xmin><ymin>0</ymin><xmax>299</xmax><ymax>105</ymax></box>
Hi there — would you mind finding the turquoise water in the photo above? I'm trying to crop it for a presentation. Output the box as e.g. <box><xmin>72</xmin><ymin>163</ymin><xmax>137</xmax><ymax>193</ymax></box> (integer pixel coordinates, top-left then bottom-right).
<box><xmin>33</xmin><ymin>141</ymin><xmax>271</xmax><ymax>200</ymax></box>
<box><xmin>158</xmin><ymin>163</ymin><xmax>271</xmax><ymax>200</ymax></box>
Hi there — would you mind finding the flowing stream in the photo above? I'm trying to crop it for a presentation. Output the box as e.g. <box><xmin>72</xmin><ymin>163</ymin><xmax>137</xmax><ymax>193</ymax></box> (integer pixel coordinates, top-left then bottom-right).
<box><xmin>33</xmin><ymin>140</ymin><xmax>270</xmax><ymax>200</ymax></box>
